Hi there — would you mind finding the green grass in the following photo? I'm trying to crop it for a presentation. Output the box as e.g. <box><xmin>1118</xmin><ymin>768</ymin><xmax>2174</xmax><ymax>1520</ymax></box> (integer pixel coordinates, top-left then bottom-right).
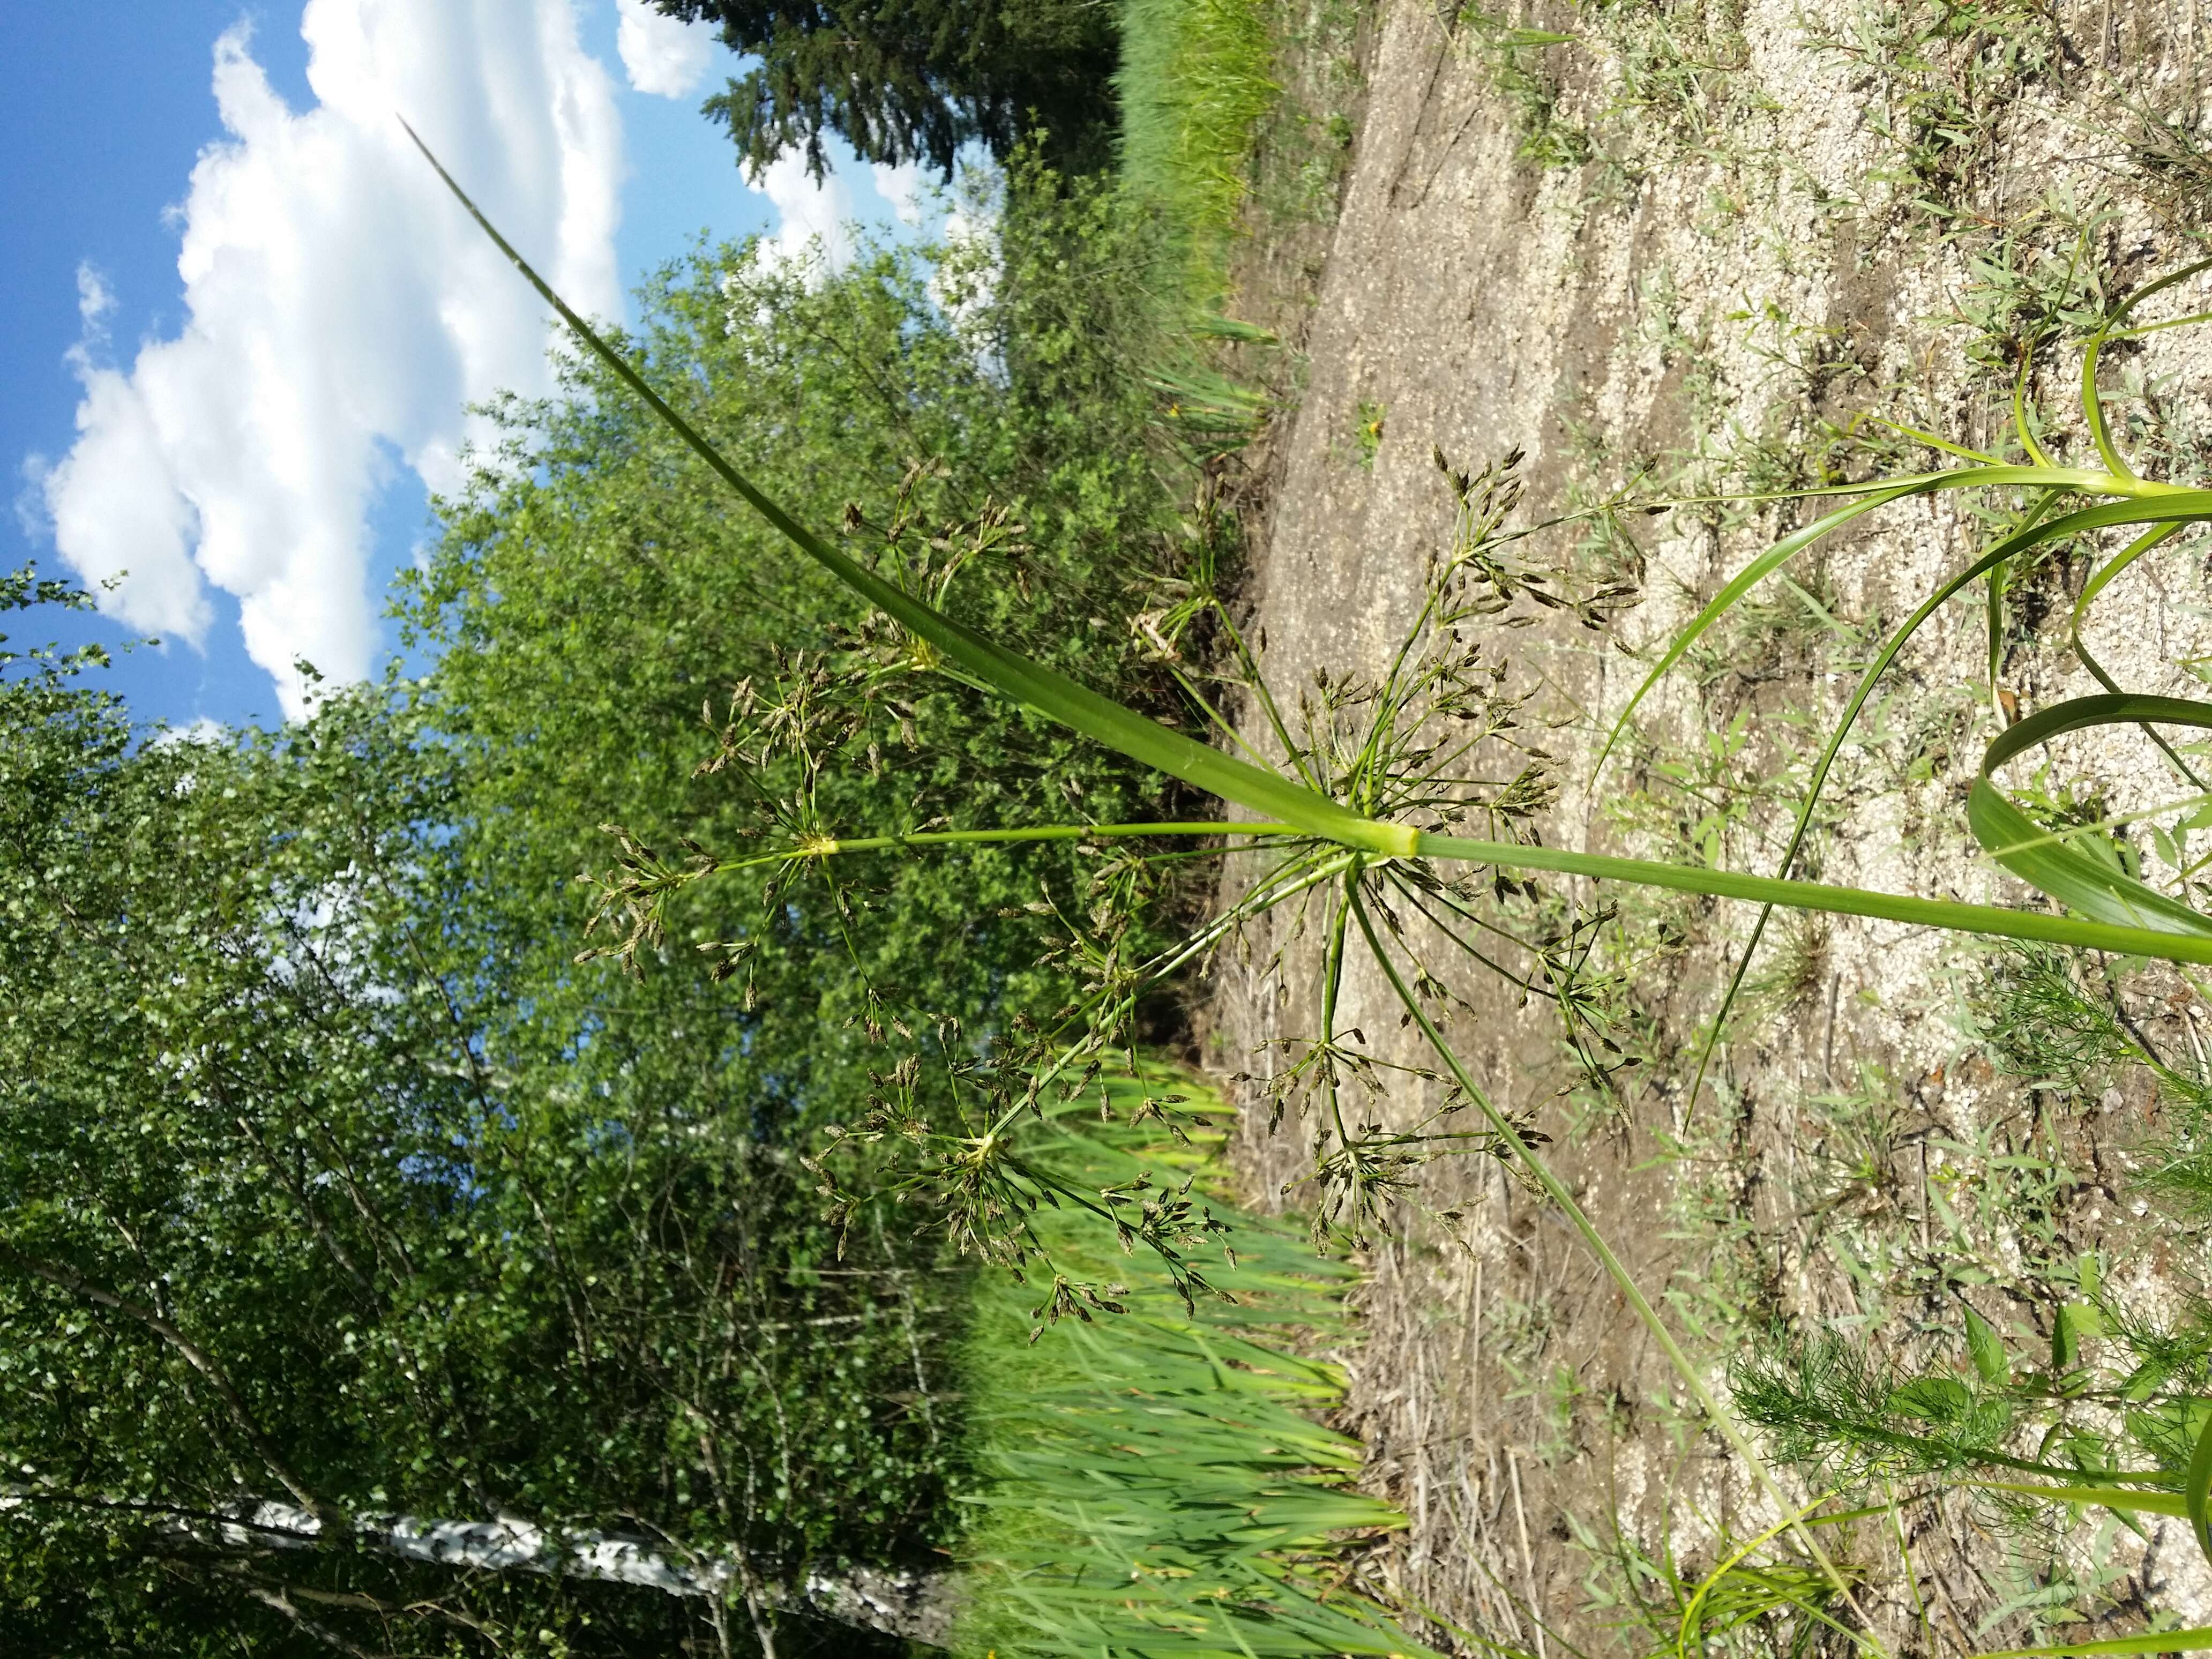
<box><xmin>1111</xmin><ymin>0</ymin><xmax>1304</xmax><ymax>466</ymax></box>
<box><xmin>1807</xmin><ymin>0</ymin><xmax>2061</xmax><ymax>222</ymax></box>
<box><xmin>950</xmin><ymin>1068</ymin><xmax>1444</xmax><ymax>1659</ymax></box>
<box><xmin>1116</xmin><ymin>0</ymin><xmax>1280</xmax><ymax>307</ymax></box>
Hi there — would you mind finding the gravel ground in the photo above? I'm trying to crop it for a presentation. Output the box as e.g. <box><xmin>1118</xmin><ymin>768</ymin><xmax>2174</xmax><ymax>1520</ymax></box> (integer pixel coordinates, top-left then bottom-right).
<box><xmin>1201</xmin><ymin>2</ymin><xmax>2212</xmax><ymax>1650</ymax></box>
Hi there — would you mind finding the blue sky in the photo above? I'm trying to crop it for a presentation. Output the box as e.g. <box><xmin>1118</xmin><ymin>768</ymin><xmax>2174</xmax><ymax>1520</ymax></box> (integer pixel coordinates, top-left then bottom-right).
<box><xmin>4</xmin><ymin>2</ymin><xmax>923</xmax><ymax>730</ymax></box>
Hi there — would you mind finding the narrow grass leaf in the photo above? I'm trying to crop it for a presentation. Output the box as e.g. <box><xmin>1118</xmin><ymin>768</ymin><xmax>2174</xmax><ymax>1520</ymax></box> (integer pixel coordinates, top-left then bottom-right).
<box><xmin>402</xmin><ymin>121</ymin><xmax>1414</xmax><ymax>863</ymax></box>
<box><xmin>1969</xmin><ymin>1480</ymin><xmax>2189</xmax><ymax>1519</ymax></box>
<box><xmin>1973</xmin><ymin>1630</ymin><xmax>2212</xmax><ymax>1657</ymax></box>
<box><xmin>1594</xmin><ymin>481</ymin><xmax>1929</xmax><ymax>778</ymax></box>
<box><xmin>1972</xmin><ymin>694</ymin><xmax>2212</xmax><ymax>938</ymax></box>
<box><xmin>2187</xmin><ymin>1401</ymin><xmax>2212</xmax><ymax>1571</ymax></box>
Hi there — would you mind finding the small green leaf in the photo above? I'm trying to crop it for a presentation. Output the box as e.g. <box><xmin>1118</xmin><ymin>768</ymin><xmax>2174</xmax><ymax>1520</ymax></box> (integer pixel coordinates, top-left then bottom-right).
<box><xmin>1966</xmin><ymin>1307</ymin><xmax>2009</xmax><ymax>1385</ymax></box>
<box><xmin>2054</xmin><ymin>1302</ymin><xmax>2103</xmax><ymax>1371</ymax></box>
<box><xmin>1974</xmin><ymin>696</ymin><xmax>2212</xmax><ymax>940</ymax></box>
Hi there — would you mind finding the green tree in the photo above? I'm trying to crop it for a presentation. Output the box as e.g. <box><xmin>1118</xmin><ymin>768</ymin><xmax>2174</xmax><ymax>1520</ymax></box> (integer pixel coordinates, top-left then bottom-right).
<box><xmin>0</xmin><ymin>582</ymin><xmax>955</xmax><ymax>1653</ymax></box>
<box><xmin>653</xmin><ymin>0</ymin><xmax>1118</xmax><ymax>180</ymax></box>
<box><xmin>0</xmin><ymin>178</ymin><xmax>1196</xmax><ymax>1656</ymax></box>
<box><xmin>396</xmin><ymin>204</ymin><xmax>1190</xmax><ymax>1130</ymax></box>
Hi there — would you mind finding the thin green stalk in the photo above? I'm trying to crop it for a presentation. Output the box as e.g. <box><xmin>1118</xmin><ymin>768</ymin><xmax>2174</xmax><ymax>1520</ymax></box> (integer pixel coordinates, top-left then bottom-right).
<box><xmin>2014</xmin><ymin>352</ymin><xmax>2056</xmax><ymax>470</ymax></box>
<box><xmin>405</xmin><ymin>121</ymin><xmax>1416</xmax><ymax>865</ymax></box>
<box><xmin>1355</xmin><ymin>571</ymin><xmax>1455</xmax><ymax>814</ymax></box>
<box><xmin>1976</xmin><ymin>1633</ymin><xmax>2212</xmax><ymax>1657</ymax></box>
<box><xmin>785</xmin><ymin>819</ymin><xmax>1303</xmax><ymax>860</ymax></box>
<box><xmin>1685</xmin><ymin>480</ymin><xmax>2072</xmax><ymax>1134</ymax></box>
<box><xmin>1594</xmin><ymin>469</ymin><xmax>2207</xmax><ymax>783</ymax></box>
<box><xmin>1966</xmin><ymin>1481</ymin><xmax>2189</xmax><ymax>1519</ymax></box>
<box><xmin>1882</xmin><ymin>1481</ymin><xmax>1937</xmax><ymax>1655</ymax></box>
<box><xmin>2080</xmin><ymin>258</ymin><xmax>2212</xmax><ymax>481</ymax></box>
<box><xmin>1381</xmin><ymin>868</ymin><xmax>1548</xmax><ymax>997</ymax></box>
<box><xmin>991</xmin><ymin>848</ymin><xmax>1358</xmax><ymax>1140</ymax></box>
<box><xmin>2068</xmin><ymin>520</ymin><xmax>2204</xmax><ymax>793</ymax></box>
<box><xmin>1210</xmin><ymin>596</ymin><xmax>1321</xmax><ymax>791</ymax></box>
<box><xmin>1318</xmin><ymin>870</ymin><xmax>1357</xmax><ymax>1149</ymax></box>
<box><xmin>1865</xmin><ymin>414</ymin><xmax>1998</xmax><ymax>465</ymax></box>
<box><xmin>1157</xmin><ymin>652</ymin><xmax>1288</xmax><ymax>771</ymax></box>
<box><xmin>1411</xmin><ymin>829</ymin><xmax>2212</xmax><ymax>961</ymax></box>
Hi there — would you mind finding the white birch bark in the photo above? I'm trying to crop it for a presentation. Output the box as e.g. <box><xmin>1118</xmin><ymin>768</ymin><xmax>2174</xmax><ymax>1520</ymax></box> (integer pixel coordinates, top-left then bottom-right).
<box><xmin>197</xmin><ymin>1501</ymin><xmax>953</xmax><ymax>1646</ymax></box>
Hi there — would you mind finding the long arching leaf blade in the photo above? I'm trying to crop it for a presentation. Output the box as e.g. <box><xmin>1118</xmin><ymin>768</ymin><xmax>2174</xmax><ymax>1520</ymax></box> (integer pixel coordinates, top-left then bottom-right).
<box><xmin>1973</xmin><ymin>694</ymin><xmax>2212</xmax><ymax>938</ymax></box>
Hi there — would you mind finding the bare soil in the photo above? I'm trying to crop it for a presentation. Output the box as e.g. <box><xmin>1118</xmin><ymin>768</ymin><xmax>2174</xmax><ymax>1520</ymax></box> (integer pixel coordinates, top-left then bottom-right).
<box><xmin>1204</xmin><ymin>2</ymin><xmax>2212</xmax><ymax>1651</ymax></box>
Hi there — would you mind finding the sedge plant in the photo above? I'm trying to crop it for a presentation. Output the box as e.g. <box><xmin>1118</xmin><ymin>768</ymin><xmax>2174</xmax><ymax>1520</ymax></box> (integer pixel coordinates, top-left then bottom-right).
<box><xmin>414</xmin><ymin>125</ymin><xmax>2212</xmax><ymax>1651</ymax></box>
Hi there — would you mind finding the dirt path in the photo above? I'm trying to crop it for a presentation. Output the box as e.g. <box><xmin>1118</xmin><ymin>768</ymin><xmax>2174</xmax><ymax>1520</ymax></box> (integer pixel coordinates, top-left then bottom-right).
<box><xmin>1207</xmin><ymin>3</ymin><xmax>2212</xmax><ymax>1650</ymax></box>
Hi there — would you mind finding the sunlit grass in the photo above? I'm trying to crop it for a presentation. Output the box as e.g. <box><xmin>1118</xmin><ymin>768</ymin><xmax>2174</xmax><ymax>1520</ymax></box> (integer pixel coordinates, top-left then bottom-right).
<box><xmin>1117</xmin><ymin>0</ymin><xmax>1279</xmax><ymax>307</ymax></box>
<box><xmin>951</xmin><ymin>1068</ymin><xmax>1440</xmax><ymax>1658</ymax></box>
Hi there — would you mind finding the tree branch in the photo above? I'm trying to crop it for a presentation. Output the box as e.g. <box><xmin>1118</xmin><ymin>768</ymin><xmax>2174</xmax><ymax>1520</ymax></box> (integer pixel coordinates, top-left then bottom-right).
<box><xmin>0</xmin><ymin>1245</ymin><xmax>327</xmax><ymax>1520</ymax></box>
<box><xmin>239</xmin><ymin>1581</ymin><xmax>391</xmax><ymax>1658</ymax></box>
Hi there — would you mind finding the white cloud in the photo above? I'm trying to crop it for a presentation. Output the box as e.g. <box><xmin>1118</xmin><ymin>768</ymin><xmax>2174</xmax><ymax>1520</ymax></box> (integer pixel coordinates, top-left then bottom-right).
<box><xmin>151</xmin><ymin>716</ymin><xmax>229</xmax><ymax>750</ymax></box>
<box><xmin>38</xmin><ymin>1</ymin><xmax>623</xmax><ymax>719</ymax></box>
<box><xmin>75</xmin><ymin>264</ymin><xmax>117</xmax><ymax>334</ymax></box>
<box><xmin>614</xmin><ymin>0</ymin><xmax>714</xmax><ymax>98</ymax></box>
<box><xmin>870</xmin><ymin>160</ymin><xmax>927</xmax><ymax>228</ymax></box>
<box><xmin>746</xmin><ymin>150</ymin><xmax>857</xmax><ymax>278</ymax></box>
<box><xmin>40</xmin><ymin>358</ymin><xmax>212</xmax><ymax>646</ymax></box>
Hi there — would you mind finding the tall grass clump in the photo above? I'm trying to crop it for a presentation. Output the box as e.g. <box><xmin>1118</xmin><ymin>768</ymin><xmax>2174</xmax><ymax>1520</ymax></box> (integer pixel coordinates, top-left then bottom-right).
<box><xmin>951</xmin><ymin>1068</ymin><xmax>1440</xmax><ymax>1658</ymax></box>
<box><xmin>1116</xmin><ymin>0</ymin><xmax>1280</xmax><ymax>307</ymax></box>
<box><xmin>421</xmin><ymin>128</ymin><xmax>2212</xmax><ymax>1647</ymax></box>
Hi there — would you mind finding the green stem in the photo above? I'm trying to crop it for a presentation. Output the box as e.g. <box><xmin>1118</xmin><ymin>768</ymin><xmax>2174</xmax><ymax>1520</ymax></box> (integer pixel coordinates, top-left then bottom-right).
<box><xmin>421</xmin><ymin>138</ymin><xmax>2212</xmax><ymax>969</ymax></box>
<box><xmin>1410</xmin><ymin>831</ymin><xmax>2212</xmax><ymax>963</ymax></box>
<box><xmin>1209</xmin><ymin>597</ymin><xmax>1319</xmax><ymax>793</ymax></box>
<box><xmin>1319</xmin><ymin>868</ymin><xmax>1358</xmax><ymax>1149</ymax></box>
<box><xmin>2070</xmin><ymin>521</ymin><xmax>2204</xmax><ymax>793</ymax></box>
<box><xmin>1685</xmin><ymin>483</ymin><xmax>2068</xmax><ymax>1137</ymax></box>
<box><xmin>771</xmin><ymin>820</ymin><xmax>1305</xmax><ymax>862</ymax></box>
<box><xmin>985</xmin><ymin>848</ymin><xmax>1359</xmax><ymax>1142</ymax></box>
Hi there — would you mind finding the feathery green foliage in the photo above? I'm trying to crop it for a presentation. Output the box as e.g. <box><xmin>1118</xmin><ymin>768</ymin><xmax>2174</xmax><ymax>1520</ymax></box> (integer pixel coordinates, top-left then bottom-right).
<box><xmin>953</xmin><ymin>1069</ymin><xmax>1440</xmax><ymax>1658</ymax></box>
<box><xmin>1116</xmin><ymin>0</ymin><xmax>1279</xmax><ymax>305</ymax></box>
